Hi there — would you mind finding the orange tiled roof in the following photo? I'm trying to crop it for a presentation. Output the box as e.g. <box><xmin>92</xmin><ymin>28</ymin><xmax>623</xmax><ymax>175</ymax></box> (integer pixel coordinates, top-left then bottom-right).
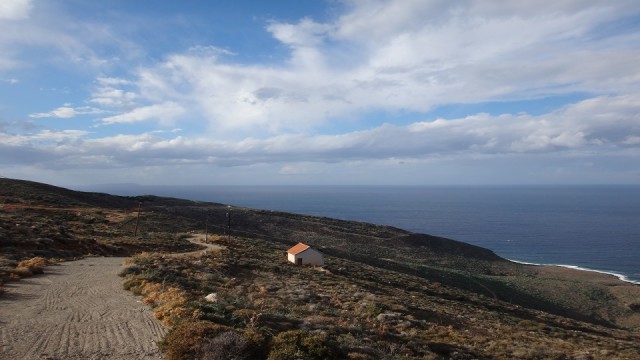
<box><xmin>287</xmin><ymin>242</ymin><xmax>310</xmax><ymax>255</ymax></box>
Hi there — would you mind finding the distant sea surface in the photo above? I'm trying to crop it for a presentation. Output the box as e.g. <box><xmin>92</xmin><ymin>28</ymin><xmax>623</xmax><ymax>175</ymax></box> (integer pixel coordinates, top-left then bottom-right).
<box><xmin>91</xmin><ymin>185</ymin><xmax>640</xmax><ymax>283</ymax></box>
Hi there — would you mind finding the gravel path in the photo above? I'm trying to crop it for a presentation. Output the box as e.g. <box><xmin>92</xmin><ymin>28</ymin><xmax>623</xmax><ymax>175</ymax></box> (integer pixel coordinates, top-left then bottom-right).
<box><xmin>0</xmin><ymin>257</ymin><xmax>166</xmax><ymax>359</ymax></box>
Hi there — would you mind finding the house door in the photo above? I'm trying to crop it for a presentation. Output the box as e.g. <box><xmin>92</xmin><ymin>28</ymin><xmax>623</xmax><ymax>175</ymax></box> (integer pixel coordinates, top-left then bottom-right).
<box><xmin>297</xmin><ymin>258</ymin><xmax>302</xmax><ymax>266</ymax></box>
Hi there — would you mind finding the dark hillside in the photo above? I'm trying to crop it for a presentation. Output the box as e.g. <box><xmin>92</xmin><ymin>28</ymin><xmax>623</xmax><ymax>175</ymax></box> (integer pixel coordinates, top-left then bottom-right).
<box><xmin>0</xmin><ymin>178</ymin><xmax>504</xmax><ymax>267</ymax></box>
<box><xmin>0</xmin><ymin>178</ymin><xmax>136</xmax><ymax>208</ymax></box>
<box><xmin>184</xmin><ymin>207</ymin><xmax>507</xmax><ymax>269</ymax></box>
<box><xmin>1</xmin><ymin>177</ymin><xmax>639</xmax><ymax>353</ymax></box>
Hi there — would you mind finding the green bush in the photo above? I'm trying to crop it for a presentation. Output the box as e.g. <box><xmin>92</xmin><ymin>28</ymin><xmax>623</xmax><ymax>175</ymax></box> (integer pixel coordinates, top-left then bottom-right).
<box><xmin>161</xmin><ymin>321</ymin><xmax>254</xmax><ymax>360</ymax></box>
<box><xmin>122</xmin><ymin>276</ymin><xmax>144</xmax><ymax>295</ymax></box>
<box><xmin>267</xmin><ymin>330</ymin><xmax>342</xmax><ymax>360</ymax></box>
<box><xmin>195</xmin><ymin>302</ymin><xmax>244</xmax><ymax>327</ymax></box>
<box><xmin>118</xmin><ymin>264</ymin><xmax>141</xmax><ymax>277</ymax></box>
<box><xmin>197</xmin><ymin>330</ymin><xmax>251</xmax><ymax>360</ymax></box>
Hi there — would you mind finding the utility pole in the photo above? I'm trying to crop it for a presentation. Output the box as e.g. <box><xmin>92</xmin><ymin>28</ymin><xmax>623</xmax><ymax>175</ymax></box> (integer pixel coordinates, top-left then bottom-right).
<box><xmin>226</xmin><ymin>206</ymin><xmax>231</xmax><ymax>239</ymax></box>
<box><xmin>205</xmin><ymin>212</ymin><xmax>209</xmax><ymax>242</ymax></box>
<box><xmin>133</xmin><ymin>202</ymin><xmax>142</xmax><ymax>237</ymax></box>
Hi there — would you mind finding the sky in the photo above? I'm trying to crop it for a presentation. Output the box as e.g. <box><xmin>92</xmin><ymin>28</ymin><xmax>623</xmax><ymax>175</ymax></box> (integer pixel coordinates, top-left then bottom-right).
<box><xmin>1</xmin><ymin>0</ymin><xmax>640</xmax><ymax>186</ymax></box>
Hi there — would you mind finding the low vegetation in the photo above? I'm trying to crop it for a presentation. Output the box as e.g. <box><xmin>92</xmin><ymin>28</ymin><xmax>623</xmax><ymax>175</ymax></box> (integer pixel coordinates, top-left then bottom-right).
<box><xmin>2</xmin><ymin>178</ymin><xmax>640</xmax><ymax>359</ymax></box>
<box><xmin>0</xmin><ymin>178</ymin><xmax>202</xmax><ymax>286</ymax></box>
<box><xmin>121</xmin><ymin>236</ymin><xmax>640</xmax><ymax>359</ymax></box>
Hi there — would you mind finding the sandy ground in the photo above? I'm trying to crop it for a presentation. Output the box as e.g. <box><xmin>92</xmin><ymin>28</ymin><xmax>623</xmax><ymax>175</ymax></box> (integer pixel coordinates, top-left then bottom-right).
<box><xmin>0</xmin><ymin>257</ymin><xmax>166</xmax><ymax>360</ymax></box>
<box><xmin>0</xmin><ymin>235</ymin><xmax>222</xmax><ymax>360</ymax></box>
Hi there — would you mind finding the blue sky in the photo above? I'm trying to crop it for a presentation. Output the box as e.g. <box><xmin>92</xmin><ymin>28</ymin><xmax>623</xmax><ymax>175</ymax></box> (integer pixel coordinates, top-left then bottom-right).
<box><xmin>1</xmin><ymin>0</ymin><xmax>639</xmax><ymax>186</ymax></box>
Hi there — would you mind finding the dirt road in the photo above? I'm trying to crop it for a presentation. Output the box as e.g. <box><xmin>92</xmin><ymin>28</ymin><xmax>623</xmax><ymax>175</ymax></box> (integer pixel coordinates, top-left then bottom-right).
<box><xmin>0</xmin><ymin>257</ymin><xmax>166</xmax><ymax>359</ymax></box>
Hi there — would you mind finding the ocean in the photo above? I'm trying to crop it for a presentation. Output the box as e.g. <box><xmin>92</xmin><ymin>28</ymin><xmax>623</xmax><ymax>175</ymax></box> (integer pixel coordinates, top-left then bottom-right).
<box><xmin>92</xmin><ymin>184</ymin><xmax>640</xmax><ymax>284</ymax></box>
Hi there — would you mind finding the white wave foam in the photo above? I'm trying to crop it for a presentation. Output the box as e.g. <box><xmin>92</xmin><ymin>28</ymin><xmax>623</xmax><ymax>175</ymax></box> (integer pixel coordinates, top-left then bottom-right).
<box><xmin>507</xmin><ymin>259</ymin><xmax>640</xmax><ymax>285</ymax></box>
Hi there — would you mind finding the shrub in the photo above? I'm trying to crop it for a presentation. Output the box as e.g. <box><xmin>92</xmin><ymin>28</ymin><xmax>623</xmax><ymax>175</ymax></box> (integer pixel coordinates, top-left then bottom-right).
<box><xmin>118</xmin><ymin>264</ymin><xmax>141</xmax><ymax>277</ymax></box>
<box><xmin>139</xmin><ymin>282</ymin><xmax>188</xmax><ymax>326</ymax></box>
<box><xmin>197</xmin><ymin>330</ymin><xmax>251</xmax><ymax>360</ymax></box>
<box><xmin>196</xmin><ymin>302</ymin><xmax>243</xmax><ymax>327</ymax></box>
<box><xmin>161</xmin><ymin>321</ymin><xmax>252</xmax><ymax>360</ymax></box>
<box><xmin>129</xmin><ymin>252</ymin><xmax>159</xmax><ymax>266</ymax></box>
<box><xmin>123</xmin><ymin>276</ymin><xmax>145</xmax><ymax>295</ymax></box>
<box><xmin>242</xmin><ymin>327</ymin><xmax>270</xmax><ymax>358</ymax></box>
<box><xmin>16</xmin><ymin>256</ymin><xmax>49</xmax><ymax>274</ymax></box>
<box><xmin>511</xmin><ymin>345</ymin><xmax>566</xmax><ymax>359</ymax></box>
<box><xmin>347</xmin><ymin>352</ymin><xmax>377</xmax><ymax>360</ymax></box>
<box><xmin>8</xmin><ymin>272</ymin><xmax>21</xmax><ymax>280</ymax></box>
<box><xmin>267</xmin><ymin>330</ymin><xmax>343</xmax><ymax>360</ymax></box>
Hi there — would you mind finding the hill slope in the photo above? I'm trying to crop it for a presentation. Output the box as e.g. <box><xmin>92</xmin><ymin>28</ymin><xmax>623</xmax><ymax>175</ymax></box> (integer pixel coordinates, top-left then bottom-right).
<box><xmin>1</xmin><ymin>178</ymin><xmax>639</xmax><ymax>359</ymax></box>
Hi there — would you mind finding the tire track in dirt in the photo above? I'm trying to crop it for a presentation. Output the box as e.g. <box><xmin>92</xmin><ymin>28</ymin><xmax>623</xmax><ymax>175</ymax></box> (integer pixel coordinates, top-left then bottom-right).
<box><xmin>0</xmin><ymin>257</ymin><xmax>166</xmax><ymax>359</ymax></box>
<box><xmin>0</xmin><ymin>327</ymin><xmax>16</xmax><ymax>353</ymax></box>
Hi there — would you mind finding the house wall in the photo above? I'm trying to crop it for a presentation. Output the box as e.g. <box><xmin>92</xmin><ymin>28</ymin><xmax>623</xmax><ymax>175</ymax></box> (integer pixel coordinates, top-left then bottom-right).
<box><xmin>292</xmin><ymin>248</ymin><xmax>324</xmax><ymax>266</ymax></box>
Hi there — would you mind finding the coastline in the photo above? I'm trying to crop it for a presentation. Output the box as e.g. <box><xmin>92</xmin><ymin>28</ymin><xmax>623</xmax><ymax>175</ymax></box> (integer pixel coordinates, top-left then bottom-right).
<box><xmin>84</xmin><ymin>184</ymin><xmax>640</xmax><ymax>290</ymax></box>
<box><xmin>514</xmin><ymin>260</ymin><xmax>640</xmax><ymax>330</ymax></box>
<box><xmin>510</xmin><ymin>259</ymin><xmax>640</xmax><ymax>286</ymax></box>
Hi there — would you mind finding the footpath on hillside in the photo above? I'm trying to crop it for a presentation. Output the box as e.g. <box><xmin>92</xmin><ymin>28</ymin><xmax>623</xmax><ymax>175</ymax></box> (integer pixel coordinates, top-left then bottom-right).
<box><xmin>0</xmin><ymin>235</ymin><xmax>218</xmax><ymax>360</ymax></box>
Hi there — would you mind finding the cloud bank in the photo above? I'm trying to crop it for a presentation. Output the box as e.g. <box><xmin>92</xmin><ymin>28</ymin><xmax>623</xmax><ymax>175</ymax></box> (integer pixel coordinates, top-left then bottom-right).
<box><xmin>1</xmin><ymin>0</ymin><xmax>639</xmax><ymax>184</ymax></box>
<box><xmin>3</xmin><ymin>94</ymin><xmax>639</xmax><ymax>168</ymax></box>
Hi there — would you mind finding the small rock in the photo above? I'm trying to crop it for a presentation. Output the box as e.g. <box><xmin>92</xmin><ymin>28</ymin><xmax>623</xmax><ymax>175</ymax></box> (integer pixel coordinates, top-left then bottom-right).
<box><xmin>204</xmin><ymin>293</ymin><xmax>219</xmax><ymax>303</ymax></box>
<box><xmin>376</xmin><ymin>312</ymin><xmax>401</xmax><ymax>322</ymax></box>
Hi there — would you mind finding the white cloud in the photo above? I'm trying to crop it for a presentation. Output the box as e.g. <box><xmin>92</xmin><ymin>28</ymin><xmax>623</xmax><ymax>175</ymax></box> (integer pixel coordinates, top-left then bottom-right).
<box><xmin>95</xmin><ymin>77</ymin><xmax>133</xmax><ymax>87</ymax></box>
<box><xmin>29</xmin><ymin>106</ymin><xmax>104</xmax><ymax>119</ymax></box>
<box><xmin>0</xmin><ymin>0</ymin><xmax>32</xmax><ymax>20</ymax></box>
<box><xmin>278</xmin><ymin>164</ymin><xmax>307</xmax><ymax>175</ymax></box>
<box><xmin>267</xmin><ymin>17</ymin><xmax>333</xmax><ymax>48</ymax></box>
<box><xmin>3</xmin><ymin>1</ymin><xmax>640</xmax><ymax>185</ymax></box>
<box><xmin>0</xmin><ymin>129</ymin><xmax>88</xmax><ymax>146</ymax></box>
<box><xmin>30</xmin><ymin>107</ymin><xmax>76</xmax><ymax>119</ymax></box>
<box><xmin>187</xmin><ymin>45</ymin><xmax>236</xmax><ymax>57</ymax></box>
<box><xmin>623</xmin><ymin>136</ymin><xmax>640</xmax><ymax>145</ymax></box>
<box><xmin>100</xmin><ymin>102</ymin><xmax>185</xmax><ymax>124</ymax></box>
<box><xmin>99</xmin><ymin>0</ymin><xmax>637</xmax><ymax>138</ymax></box>
<box><xmin>4</xmin><ymin>94</ymin><xmax>639</xmax><ymax>171</ymax></box>
<box><xmin>31</xmin><ymin>129</ymin><xmax>89</xmax><ymax>142</ymax></box>
<box><xmin>90</xmin><ymin>84</ymin><xmax>138</xmax><ymax>108</ymax></box>
<box><xmin>0</xmin><ymin>1</ymin><xmax>135</xmax><ymax>72</ymax></box>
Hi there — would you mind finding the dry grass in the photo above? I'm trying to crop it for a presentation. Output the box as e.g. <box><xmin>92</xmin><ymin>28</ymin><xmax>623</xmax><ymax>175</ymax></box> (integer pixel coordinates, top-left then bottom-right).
<box><xmin>16</xmin><ymin>256</ymin><xmax>49</xmax><ymax>274</ymax></box>
<box><xmin>141</xmin><ymin>282</ymin><xmax>189</xmax><ymax>326</ymax></box>
<box><xmin>121</xmin><ymin>236</ymin><xmax>640</xmax><ymax>359</ymax></box>
<box><xmin>160</xmin><ymin>321</ymin><xmax>260</xmax><ymax>360</ymax></box>
<box><xmin>0</xmin><ymin>256</ymin><xmax>51</xmax><ymax>285</ymax></box>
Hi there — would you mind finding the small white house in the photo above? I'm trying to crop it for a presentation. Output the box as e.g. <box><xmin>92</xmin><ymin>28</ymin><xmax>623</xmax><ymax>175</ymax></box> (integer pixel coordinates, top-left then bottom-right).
<box><xmin>287</xmin><ymin>242</ymin><xmax>324</xmax><ymax>266</ymax></box>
